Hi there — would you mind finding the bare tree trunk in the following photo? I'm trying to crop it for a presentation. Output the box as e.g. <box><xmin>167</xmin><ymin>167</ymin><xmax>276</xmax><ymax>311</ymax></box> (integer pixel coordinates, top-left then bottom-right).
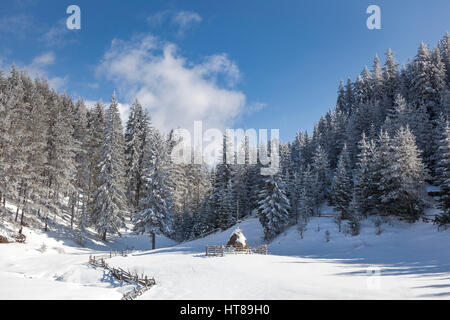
<box><xmin>70</xmin><ymin>193</ymin><xmax>76</xmax><ymax>229</ymax></box>
<box><xmin>14</xmin><ymin>180</ymin><xmax>24</xmax><ymax>222</ymax></box>
<box><xmin>152</xmin><ymin>232</ymin><xmax>155</xmax><ymax>250</ymax></box>
<box><xmin>20</xmin><ymin>188</ymin><xmax>27</xmax><ymax>226</ymax></box>
<box><xmin>20</xmin><ymin>207</ymin><xmax>26</xmax><ymax>226</ymax></box>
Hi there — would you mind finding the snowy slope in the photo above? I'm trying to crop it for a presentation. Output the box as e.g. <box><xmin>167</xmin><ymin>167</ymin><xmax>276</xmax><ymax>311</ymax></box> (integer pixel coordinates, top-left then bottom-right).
<box><xmin>102</xmin><ymin>216</ymin><xmax>450</xmax><ymax>300</ymax></box>
<box><xmin>0</xmin><ymin>221</ymin><xmax>177</xmax><ymax>300</ymax></box>
<box><xmin>1</xmin><ymin>214</ymin><xmax>449</xmax><ymax>300</ymax></box>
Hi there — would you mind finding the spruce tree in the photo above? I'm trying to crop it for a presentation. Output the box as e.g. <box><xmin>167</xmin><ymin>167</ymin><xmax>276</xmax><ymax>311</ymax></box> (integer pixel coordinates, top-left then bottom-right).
<box><xmin>436</xmin><ymin>121</ymin><xmax>450</xmax><ymax>224</ymax></box>
<box><xmin>257</xmin><ymin>174</ymin><xmax>291</xmax><ymax>241</ymax></box>
<box><xmin>332</xmin><ymin>145</ymin><xmax>353</xmax><ymax>219</ymax></box>
<box><xmin>382</xmin><ymin>127</ymin><xmax>428</xmax><ymax>220</ymax></box>
<box><xmin>92</xmin><ymin>93</ymin><xmax>127</xmax><ymax>240</ymax></box>
<box><xmin>354</xmin><ymin>133</ymin><xmax>377</xmax><ymax>215</ymax></box>
<box><xmin>311</xmin><ymin>144</ymin><xmax>331</xmax><ymax>204</ymax></box>
<box><xmin>134</xmin><ymin>130</ymin><xmax>174</xmax><ymax>236</ymax></box>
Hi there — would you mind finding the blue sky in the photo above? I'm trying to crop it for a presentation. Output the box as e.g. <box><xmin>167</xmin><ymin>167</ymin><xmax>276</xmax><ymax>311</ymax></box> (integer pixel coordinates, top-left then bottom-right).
<box><xmin>1</xmin><ymin>0</ymin><xmax>450</xmax><ymax>141</ymax></box>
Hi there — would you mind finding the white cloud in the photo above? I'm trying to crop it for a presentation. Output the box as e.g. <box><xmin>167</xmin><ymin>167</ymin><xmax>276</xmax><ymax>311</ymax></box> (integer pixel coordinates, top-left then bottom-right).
<box><xmin>41</xmin><ymin>19</ymin><xmax>77</xmax><ymax>47</ymax></box>
<box><xmin>85</xmin><ymin>99</ymin><xmax>131</xmax><ymax>127</ymax></box>
<box><xmin>24</xmin><ymin>52</ymin><xmax>68</xmax><ymax>91</ymax></box>
<box><xmin>146</xmin><ymin>10</ymin><xmax>202</xmax><ymax>36</ymax></box>
<box><xmin>31</xmin><ymin>52</ymin><xmax>55</xmax><ymax>66</ymax></box>
<box><xmin>0</xmin><ymin>14</ymin><xmax>33</xmax><ymax>36</ymax></box>
<box><xmin>96</xmin><ymin>34</ymin><xmax>249</xmax><ymax>134</ymax></box>
<box><xmin>172</xmin><ymin>11</ymin><xmax>202</xmax><ymax>35</ymax></box>
<box><xmin>146</xmin><ymin>10</ymin><xmax>171</xmax><ymax>26</ymax></box>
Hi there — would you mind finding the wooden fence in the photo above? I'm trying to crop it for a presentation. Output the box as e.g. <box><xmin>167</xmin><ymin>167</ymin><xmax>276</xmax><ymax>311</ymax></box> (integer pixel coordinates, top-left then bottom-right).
<box><xmin>88</xmin><ymin>252</ymin><xmax>156</xmax><ymax>300</ymax></box>
<box><xmin>206</xmin><ymin>245</ymin><xmax>268</xmax><ymax>257</ymax></box>
<box><xmin>205</xmin><ymin>245</ymin><xmax>224</xmax><ymax>257</ymax></box>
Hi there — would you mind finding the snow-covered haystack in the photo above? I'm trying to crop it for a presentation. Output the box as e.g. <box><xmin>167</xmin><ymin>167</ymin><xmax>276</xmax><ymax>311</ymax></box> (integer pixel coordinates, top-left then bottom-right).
<box><xmin>226</xmin><ymin>228</ymin><xmax>249</xmax><ymax>249</ymax></box>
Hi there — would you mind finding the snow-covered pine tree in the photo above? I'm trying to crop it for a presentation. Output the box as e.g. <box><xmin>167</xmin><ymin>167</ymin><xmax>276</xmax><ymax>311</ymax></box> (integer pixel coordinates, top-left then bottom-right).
<box><xmin>1</xmin><ymin>67</ymin><xmax>27</xmax><ymax>210</ymax></box>
<box><xmin>86</xmin><ymin>100</ymin><xmax>105</xmax><ymax>224</ymax></box>
<box><xmin>15</xmin><ymin>72</ymin><xmax>48</xmax><ymax>225</ymax></box>
<box><xmin>92</xmin><ymin>93</ymin><xmax>127</xmax><ymax>240</ymax></box>
<box><xmin>436</xmin><ymin>120</ymin><xmax>450</xmax><ymax>224</ymax></box>
<box><xmin>211</xmin><ymin>133</ymin><xmax>236</xmax><ymax>228</ymax></box>
<box><xmin>0</xmin><ymin>69</ymin><xmax>7</xmax><ymax>207</ymax></box>
<box><xmin>71</xmin><ymin>98</ymin><xmax>90</xmax><ymax>229</ymax></box>
<box><xmin>43</xmin><ymin>93</ymin><xmax>77</xmax><ymax>220</ymax></box>
<box><xmin>330</xmin><ymin>109</ymin><xmax>347</xmax><ymax>166</ymax></box>
<box><xmin>439</xmin><ymin>32</ymin><xmax>450</xmax><ymax>84</ymax></box>
<box><xmin>382</xmin><ymin>48</ymin><xmax>400</xmax><ymax>119</ymax></box>
<box><xmin>296</xmin><ymin>164</ymin><xmax>319</xmax><ymax>218</ymax></box>
<box><xmin>372</xmin><ymin>130</ymin><xmax>395</xmax><ymax>216</ymax></box>
<box><xmin>382</xmin><ymin>126</ymin><xmax>428</xmax><ymax>220</ymax></box>
<box><xmin>409</xmin><ymin>43</ymin><xmax>436</xmax><ymax>162</ymax></box>
<box><xmin>311</xmin><ymin>144</ymin><xmax>331</xmax><ymax>204</ymax></box>
<box><xmin>347</xmin><ymin>192</ymin><xmax>361</xmax><ymax>236</ymax></box>
<box><xmin>213</xmin><ymin>180</ymin><xmax>235</xmax><ymax>230</ymax></box>
<box><xmin>354</xmin><ymin>132</ymin><xmax>377</xmax><ymax>216</ymax></box>
<box><xmin>297</xmin><ymin>186</ymin><xmax>309</xmax><ymax>239</ymax></box>
<box><xmin>186</xmin><ymin>162</ymin><xmax>212</xmax><ymax>235</ymax></box>
<box><xmin>134</xmin><ymin>129</ymin><xmax>174</xmax><ymax>237</ymax></box>
<box><xmin>125</xmin><ymin>99</ymin><xmax>151</xmax><ymax>212</ymax></box>
<box><xmin>344</xmin><ymin>78</ymin><xmax>354</xmax><ymax>115</ymax></box>
<box><xmin>353</xmin><ymin>75</ymin><xmax>366</xmax><ymax>110</ymax></box>
<box><xmin>372</xmin><ymin>54</ymin><xmax>384</xmax><ymax>104</ymax></box>
<box><xmin>382</xmin><ymin>93</ymin><xmax>410</xmax><ymax>135</ymax></box>
<box><xmin>336</xmin><ymin>80</ymin><xmax>346</xmax><ymax>114</ymax></box>
<box><xmin>257</xmin><ymin>173</ymin><xmax>291</xmax><ymax>241</ymax></box>
<box><xmin>430</xmin><ymin>46</ymin><xmax>447</xmax><ymax>118</ymax></box>
<box><xmin>331</xmin><ymin>144</ymin><xmax>353</xmax><ymax>219</ymax></box>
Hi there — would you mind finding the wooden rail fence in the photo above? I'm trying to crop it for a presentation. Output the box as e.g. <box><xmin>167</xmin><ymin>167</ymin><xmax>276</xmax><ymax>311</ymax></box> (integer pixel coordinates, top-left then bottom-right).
<box><xmin>88</xmin><ymin>252</ymin><xmax>156</xmax><ymax>300</ymax></box>
<box><xmin>206</xmin><ymin>245</ymin><xmax>268</xmax><ymax>257</ymax></box>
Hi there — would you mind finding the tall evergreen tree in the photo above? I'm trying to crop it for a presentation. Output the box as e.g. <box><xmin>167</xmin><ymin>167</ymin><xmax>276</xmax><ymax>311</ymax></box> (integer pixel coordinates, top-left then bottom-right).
<box><xmin>257</xmin><ymin>174</ymin><xmax>291</xmax><ymax>241</ymax></box>
<box><xmin>332</xmin><ymin>145</ymin><xmax>353</xmax><ymax>219</ymax></box>
<box><xmin>134</xmin><ymin>130</ymin><xmax>174</xmax><ymax>236</ymax></box>
<box><xmin>311</xmin><ymin>144</ymin><xmax>331</xmax><ymax>204</ymax></box>
<box><xmin>354</xmin><ymin>133</ymin><xmax>377</xmax><ymax>215</ymax></box>
<box><xmin>92</xmin><ymin>93</ymin><xmax>127</xmax><ymax>240</ymax></box>
<box><xmin>436</xmin><ymin>121</ymin><xmax>450</xmax><ymax>224</ymax></box>
<box><xmin>386</xmin><ymin>126</ymin><xmax>428</xmax><ymax>220</ymax></box>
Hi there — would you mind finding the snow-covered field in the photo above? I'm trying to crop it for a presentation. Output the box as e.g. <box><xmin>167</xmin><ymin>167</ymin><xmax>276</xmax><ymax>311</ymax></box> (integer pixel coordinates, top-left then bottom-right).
<box><xmin>1</xmin><ymin>214</ymin><xmax>449</xmax><ymax>300</ymax></box>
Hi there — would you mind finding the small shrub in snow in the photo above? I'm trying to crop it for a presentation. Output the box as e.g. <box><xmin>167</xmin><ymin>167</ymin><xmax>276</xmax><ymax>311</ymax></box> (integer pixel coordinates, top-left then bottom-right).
<box><xmin>334</xmin><ymin>215</ymin><xmax>342</xmax><ymax>233</ymax></box>
<box><xmin>37</xmin><ymin>243</ymin><xmax>47</xmax><ymax>253</ymax></box>
<box><xmin>73</xmin><ymin>229</ymin><xmax>85</xmax><ymax>246</ymax></box>
<box><xmin>374</xmin><ymin>218</ymin><xmax>383</xmax><ymax>235</ymax></box>
<box><xmin>54</xmin><ymin>247</ymin><xmax>65</xmax><ymax>254</ymax></box>
<box><xmin>325</xmin><ymin>230</ymin><xmax>330</xmax><ymax>242</ymax></box>
<box><xmin>297</xmin><ymin>219</ymin><xmax>308</xmax><ymax>239</ymax></box>
<box><xmin>348</xmin><ymin>218</ymin><xmax>360</xmax><ymax>236</ymax></box>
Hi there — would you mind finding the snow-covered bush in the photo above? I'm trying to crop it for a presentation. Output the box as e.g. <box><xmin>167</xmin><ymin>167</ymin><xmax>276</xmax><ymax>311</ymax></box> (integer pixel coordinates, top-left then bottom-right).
<box><xmin>325</xmin><ymin>230</ymin><xmax>330</xmax><ymax>242</ymax></box>
<box><xmin>37</xmin><ymin>243</ymin><xmax>47</xmax><ymax>253</ymax></box>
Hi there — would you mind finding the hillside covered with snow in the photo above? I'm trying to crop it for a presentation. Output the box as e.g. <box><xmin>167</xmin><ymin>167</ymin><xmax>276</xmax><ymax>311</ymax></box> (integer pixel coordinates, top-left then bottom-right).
<box><xmin>1</xmin><ymin>214</ymin><xmax>449</xmax><ymax>300</ymax></box>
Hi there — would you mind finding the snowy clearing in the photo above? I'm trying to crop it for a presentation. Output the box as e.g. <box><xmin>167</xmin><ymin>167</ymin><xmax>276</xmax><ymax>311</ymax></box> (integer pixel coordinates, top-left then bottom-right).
<box><xmin>2</xmin><ymin>215</ymin><xmax>448</xmax><ymax>300</ymax></box>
